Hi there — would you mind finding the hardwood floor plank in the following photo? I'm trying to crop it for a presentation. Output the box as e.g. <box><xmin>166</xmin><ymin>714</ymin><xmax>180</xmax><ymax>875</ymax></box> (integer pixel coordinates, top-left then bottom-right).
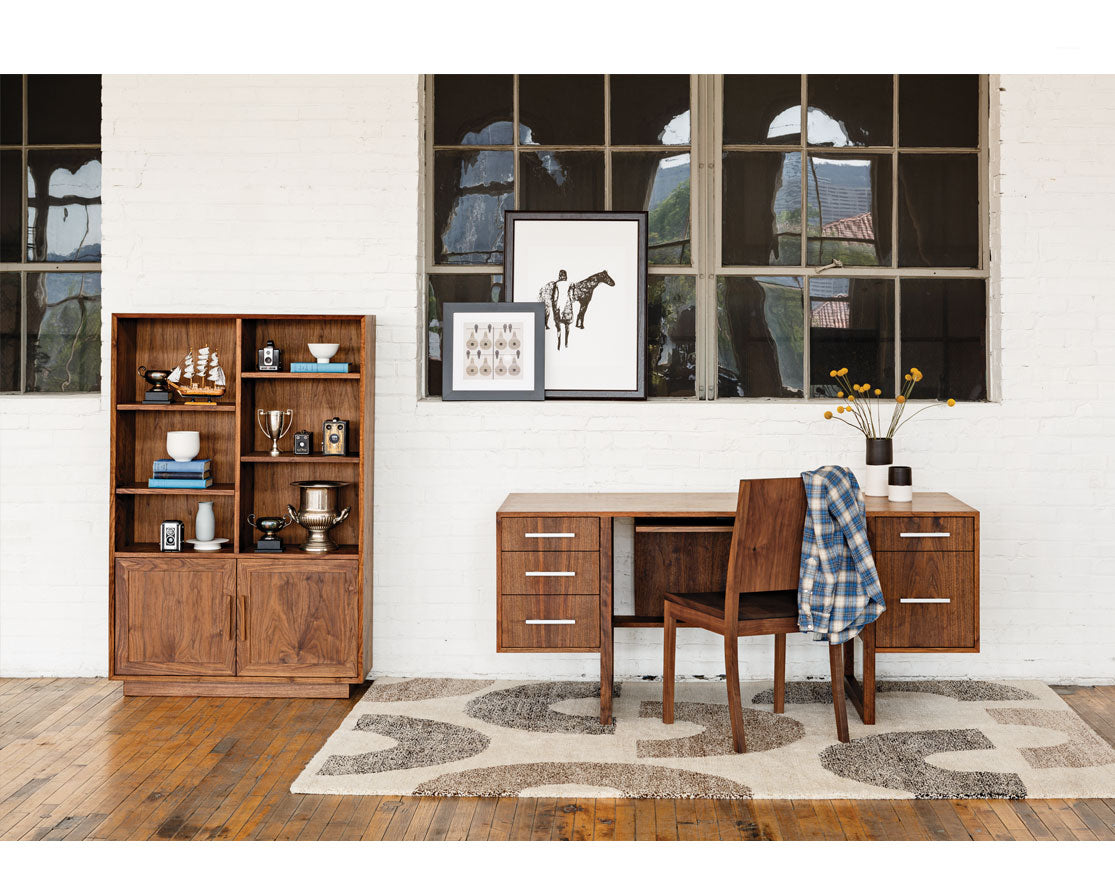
<box><xmin>653</xmin><ymin>798</ymin><xmax>678</xmax><ymax>841</ymax></box>
<box><xmin>466</xmin><ymin>797</ymin><xmax>498</xmax><ymax>841</ymax></box>
<box><xmin>770</xmin><ymin>800</ymin><xmax>804</xmax><ymax>839</ymax></box>
<box><xmin>487</xmin><ymin>796</ymin><xmax>517</xmax><ymax>841</ymax></box>
<box><xmin>1025</xmin><ymin>800</ymin><xmax>1078</xmax><ymax>841</ymax></box>
<box><xmin>571</xmin><ymin>799</ymin><xmax>596</xmax><ymax>841</ymax></box>
<box><xmin>810</xmin><ymin>800</ymin><xmax>846</xmax><ymax>841</ymax></box>
<box><xmin>694</xmin><ymin>798</ymin><xmax>720</xmax><ymax>840</ymax></box>
<box><xmin>790</xmin><ymin>800</ymin><xmax>827</xmax><ymax>840</ymax></box>
<box><xmin>381</xmin><ymin>796</ymin><xmax>420</xmax><ymax>840</ymax></box>
<box><xmin>337</xmin><ymin>796</ymin><xmax>383</xmax><ymax>840</ymax></box>
<box><xmin>423</xmin><ymin>797</ymin><xmax>458</xmax><ymax>841</ymax></box>
<box><xmin>1066</xmin><ymin>800</ymin><xmax>1115</xmax><ymax>840</ymax></box>
<box><xmin>1049</xmin><ymin>799</ymin><xmax>1098</xmax><ymax>841</ymax></box>
<box><xmin>402</xmin><ymin>797</ymin><xmax>442</xmax><ymax>841</ymax></box>
<box><xmin>983</xmin><ymin>800</ymin><xmax>1034</xmax><ymax>841</ymax></box>
<box><xmin>675</xmin><ymin>798</ymin><xmax>699</xmax><ymax>841</ymax></box>
<box><xmin>551</xmin><ymin>800</ymin><xmax>579</xmax><ymax>841</ymax></box>
<box><xmin>507</xmin><ymin>797</ymin><xmax>537</xmax><ymax>841</ymax></box>
<box><xmin>633</xmin><ymin>798</ymin><xmax>656</xmax><ymax>840</ymax></box>
<box><xmin>592</xmin><ymin>798</ymin><xmax>617</xmax><ymax>841</ymax></box>
<box><xmin>445</xmin><ymin>797</ymin><xmax>480</xmax><ymax>841</ymax></box>
<box><xmin>361</xmin><ymin>797</ymin><xmax>401</xmax><ymax>840</ymax></box>
<box><xmin>1009</xmin><ymin>801</ymin><xmax>1055</xmax><ymax>841</ymax></box>
<box><xmin>320</xmin><ymin>797</ymin><xmax>360</xmax><ymax>840</ymax></box>
<box><xmin>950</xmin><ymin>799</ymin><xmax>994</xmax><ymax>841</ymax></box>
<box><xmin>613</xmin><ymin>798</ymin><xmax>636</xmax><ymax>841</ymax></box>
<box><xmin>925</xmin><ymin>800</ymin><xmax>973</xmax><ymax>841</ymax></box>
<box><xmin>749</xmin><ymin>800</ymin><xmax>784</xmax><ymax>840</ymax></box>
<box><xmin>299</xmin><ymin>796</ymin><xmax>346</xmax><ymax>841</ymax></box>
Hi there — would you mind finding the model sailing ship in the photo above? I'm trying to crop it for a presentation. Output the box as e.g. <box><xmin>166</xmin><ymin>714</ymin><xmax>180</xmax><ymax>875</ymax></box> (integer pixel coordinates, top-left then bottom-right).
<box><xmin>168</xmin><ymin>345</ymin><xmax>227</xmax><ymax>404</ymax></box>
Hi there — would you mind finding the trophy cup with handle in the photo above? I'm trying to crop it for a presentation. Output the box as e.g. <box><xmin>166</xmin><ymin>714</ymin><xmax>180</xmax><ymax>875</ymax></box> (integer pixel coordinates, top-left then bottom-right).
<box><xmin>257</xmin><ymin>408</ymin><xmax>293</xmax><ymax>457</ymax></box>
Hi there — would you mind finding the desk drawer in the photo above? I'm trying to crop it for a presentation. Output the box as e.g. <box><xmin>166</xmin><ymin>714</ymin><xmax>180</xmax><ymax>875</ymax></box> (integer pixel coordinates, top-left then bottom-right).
<box><xmin>876</xmin><ymin>551</ymin><xmax>975</xmax><ymax>649</ymax></box>
<box><xmin>501</xmin><ymin>550</ymin><xmax>599</xmax><ymax>595</ymax></box>
<box><xmin>501</xmin><ymin>517</ymin><xmax>600</xmax><ymax>552</ymax></box>
<box><xmin>870</xmin><ymin>516</ymin><xmax>973</xmax><ymax>551</ymax></box>
<box><xmin>499</xmin><ymin>595</ymin><xmax>600</xmax><ymax>650</ymax></box>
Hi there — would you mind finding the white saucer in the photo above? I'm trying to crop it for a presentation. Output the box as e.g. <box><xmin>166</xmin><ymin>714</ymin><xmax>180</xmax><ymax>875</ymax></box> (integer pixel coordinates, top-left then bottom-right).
<box><xmin>187</xmin><ymin>537</ymin><xmax>229</xmax><ymax>551</ymax></box>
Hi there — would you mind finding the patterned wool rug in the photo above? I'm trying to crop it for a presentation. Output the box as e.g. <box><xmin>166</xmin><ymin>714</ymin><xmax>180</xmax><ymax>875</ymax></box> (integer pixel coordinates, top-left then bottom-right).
<box><xmin>290</xmin><ymin>678</ymin><xmax>1115</xmax><ymax>800</ymax></box>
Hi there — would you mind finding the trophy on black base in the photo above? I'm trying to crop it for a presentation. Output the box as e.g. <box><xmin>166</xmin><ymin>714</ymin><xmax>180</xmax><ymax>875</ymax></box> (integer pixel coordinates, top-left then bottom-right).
<box><xmin>139</xmin><ymin>366</ymin><xmax>173</xmax><ymax>404</ymax></box>
<box><xmin>247</xmin><ymin>513</ymin><xmax>291</xmax><ymax>552</ymax></box>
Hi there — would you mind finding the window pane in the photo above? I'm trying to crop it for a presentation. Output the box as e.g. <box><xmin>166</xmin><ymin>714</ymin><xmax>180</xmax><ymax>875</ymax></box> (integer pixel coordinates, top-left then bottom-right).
<box><xmin>27</xmin><ymin>149</ymin><xmax>101</xmax><ymax>262</ymax></box>
<box><xmin>1</xmin><ymin>273</ymin><xmax>19</xmax><ymax>392</ymax></box>
<box><xmin>612</xmin><ymin>152</ymin><xmax>690</xmax><ymax>264</ymax></box>
<box><xmin>27</xmin><ymin>75</ymin><xmax>101</xmax><ymax>145</ymax></box>
<box><xmin>426</xmin><ymin>274</ymin><xmax>505</xmax><ymax>396</ymax></box>
<box><xmin>1</xmin><ymin>75</ymin><xmax>21</xmax><ymax>144</ymax></box>
<box><xmin>899</xmin><ymin>75</ymin><xmax>979</xmax><ymax>148</ymax></box>
<box><xmin>1</xmin><ymin>149</ymin><xmax>20</xmax><ymax>261</ymax></box>
<box><xmin>809</xmin><ymin>278</ymin><xmax>894</xmax><ymax>397</ymax></box>
<box><xmin>722</xmin><ymin>151</ymin><xmax>801</xmax><ymax>266</ymax></box>
<box><xmin>808</xmin><ymin>75</ymin><xmax>893</xmax><ymax>147</ymax></box>
<box><xmin>26</xmin><ymin>272</ymin><xmax>101</xmax><ymax>393</ymax></box>
<box><xmin>433</xmin><ymin>75</ymin><xmax>513</xmax><ymax>146</ymax></box>
<box><xmin>432</xmin><ymin>150</ymin><xmax>513</xmax><ymax>265</ymax></box>
<box><xmin>898</xmin><ymin>154</ymin><xmax>979</xmax><ymax>267</ymax></box>
<box><xmin>807</xmin><ymin>154</ymin><xmax>891</xmax><ymax>266</ymax></box>
<box><xmin>610</xmin><ymin>75</ymin><xmax>690</xmax><ymax>145</ymax></box>
<box><xmin>717</xmin><ymin>276</ymin><xmax>804</xmax><ymax>398</ymax></box>
<box><xmin>647</xmin><ymin>275</ymin><xmax>696</xmax><ymax>397</ymax></box>
<box><xmin>519</xmin><ymin>75</ymin><xmax>604</xmax><ymax>146</ymax></box>
<box><xmin>519</xmin><ymin>151</ymin><xmax>604</xmax><ymax>211</ymax></box>
<box><xmin>900</xmin><ymin>279</ymin><xmax>986</xmax><ymax>401</ymax></box>
<box><xmin>723</xmin><ymin>75</ymin><xmax>801</xmax><ymax>145</ymax></box>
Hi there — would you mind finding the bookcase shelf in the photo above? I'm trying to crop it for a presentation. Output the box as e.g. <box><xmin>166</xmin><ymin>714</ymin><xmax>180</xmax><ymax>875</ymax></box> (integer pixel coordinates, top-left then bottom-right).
<box><xmin>241</xmin><ymin>371</ymin><xmax>360</xmax><ymax>380</ymax></box>
<box><xmin>240</xmin><ymin>452</ymin><xmax>360</xmax><ymax>464</ymax></box>
<box><xmin>116</xmin><ymin>483</ymin><xmax>236</xmax><ymax>496</ymax></box>
<box><xmin>115</xmin><ymin>403</ymin><xmax>237</xmax><ymax>412</ymax></box>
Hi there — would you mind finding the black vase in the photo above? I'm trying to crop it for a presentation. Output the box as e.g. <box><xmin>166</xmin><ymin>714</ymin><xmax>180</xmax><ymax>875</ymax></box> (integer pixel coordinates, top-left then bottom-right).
<box><xmin>865</xmin><ymin>438</ymin><xmax>893</xmax><ymax>466</ymax></box>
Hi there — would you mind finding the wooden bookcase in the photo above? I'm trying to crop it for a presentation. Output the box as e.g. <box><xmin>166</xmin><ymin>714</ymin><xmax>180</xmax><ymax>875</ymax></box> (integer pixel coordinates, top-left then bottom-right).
<box><xmin>109</xmin><ymin>313</ymin><xmax>374</xmax><ymax>697</ymax></box>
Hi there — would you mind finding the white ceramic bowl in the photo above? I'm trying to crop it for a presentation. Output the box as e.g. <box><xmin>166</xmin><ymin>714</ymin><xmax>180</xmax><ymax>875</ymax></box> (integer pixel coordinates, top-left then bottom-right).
<box><xmin>166</xmin><ymin>430</ymin><xmax>201</xmax><ymax>463</ymax></box>
<box><xmin>307</xmin><ymin>342</ymin><xmax>340</xmax><ymax>364</ymax></box>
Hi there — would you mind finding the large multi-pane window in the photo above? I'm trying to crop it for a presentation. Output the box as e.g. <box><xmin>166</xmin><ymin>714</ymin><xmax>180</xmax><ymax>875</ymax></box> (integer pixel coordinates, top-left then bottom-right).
<box><xmin>425</xmin><ymin>75</ymin><xmax>988</xmax><ymax>401</ymax></box>
<box><xmin>0</xmin><ymin>74</ymin><xmax>102</xmax><ymax>393</ymax></box>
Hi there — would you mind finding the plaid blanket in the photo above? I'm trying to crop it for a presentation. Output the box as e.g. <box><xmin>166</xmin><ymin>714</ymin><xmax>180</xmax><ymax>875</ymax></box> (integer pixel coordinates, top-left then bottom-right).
<box><xmin>797</xmin><ymin>465</ymin><xmax>885</xmax><ymax>645</ymax></box>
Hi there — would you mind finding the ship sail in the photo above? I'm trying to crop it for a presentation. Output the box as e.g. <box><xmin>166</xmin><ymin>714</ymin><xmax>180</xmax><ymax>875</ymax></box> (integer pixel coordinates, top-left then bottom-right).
<box><xmin>208</xmin><ymin>351</ymin><xmax>226</xmax><ymax>387</ymax></box>
<box><xmin>168</xmin><ymin>366</ymin><xmax>181</xmax><ymax>384</ymax></box>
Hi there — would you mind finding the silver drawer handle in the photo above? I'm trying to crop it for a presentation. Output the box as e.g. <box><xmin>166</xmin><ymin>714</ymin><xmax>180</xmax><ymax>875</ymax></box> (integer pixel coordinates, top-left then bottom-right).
<box><xmin>900</xmin><ymin>532</ymin><xmax>951</xmax><ymax>538</ymax></box>
<box><xmin>525</xmin><ymin>571</ymin><xmax>575</xmax><ymax>577</ymax></box>
<box><xmin>900</xmin><ymin>598</ymin><xmax>951</xmax><ymax>604</ymax></box>
<box><xmin>525</xmin><ymin>532</ymin><xmax>575</xmax><ymax>538</ymax></box>
<box><xmin>525</xmin><ymin>619</ymin><xmax>576</xmax><ymax>625</ymax></box>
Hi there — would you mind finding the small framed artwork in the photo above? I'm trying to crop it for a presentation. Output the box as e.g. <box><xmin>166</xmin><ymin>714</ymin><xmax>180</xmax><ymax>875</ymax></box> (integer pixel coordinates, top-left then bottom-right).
<box><xmin>441</xmin><ymin>302</ymin><xmax>545</xmax><ymax>401</ymax></box>
<box><xmin>506</xmin><ymin>211</ymin><xmax>647</xmax><ymax>400</ymax></box>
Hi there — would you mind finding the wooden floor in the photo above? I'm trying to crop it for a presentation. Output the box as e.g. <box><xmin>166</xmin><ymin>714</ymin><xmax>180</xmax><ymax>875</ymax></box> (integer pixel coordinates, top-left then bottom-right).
<box><xmin>1</xmin><ymin>678</ymin><xmax>1113</xmax><ymax>841</ymax></box>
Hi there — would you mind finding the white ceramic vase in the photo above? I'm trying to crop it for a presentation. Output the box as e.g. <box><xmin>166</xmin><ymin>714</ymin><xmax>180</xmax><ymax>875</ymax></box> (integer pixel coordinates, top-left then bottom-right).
<box><xmin>166</xmin><ymin>430</ymin><xmax>200</xmax><ymax>462</ymax></box>
<box><xmin>195</xmin><ymin>501</ymin><xmax>215</xmax><ymax>542</ymax></box>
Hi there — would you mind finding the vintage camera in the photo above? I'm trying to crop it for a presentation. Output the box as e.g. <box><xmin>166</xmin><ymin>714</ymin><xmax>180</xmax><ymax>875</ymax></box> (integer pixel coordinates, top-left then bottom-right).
<box><xmin>293</xmin><ymin>430</ymin><xmax>312</xmax><ymax>455</ymax></box>
<box><xmin>322</xmin><ymin>417</ymin><xmax>349</xmax><ymax>456</ymax></box>
<box><xmin>160</xmin><ymin>520</ymin><xmax>185</xmax><ymax>552</ymax></box>
<box><xmin>257</xmin><ymin>339</ymin><xmax>283</xmax><ymax>372</ymax></box>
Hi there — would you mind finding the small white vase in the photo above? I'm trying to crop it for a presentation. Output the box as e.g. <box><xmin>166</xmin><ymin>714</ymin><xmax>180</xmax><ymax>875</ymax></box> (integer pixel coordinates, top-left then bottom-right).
<box><xmin>195</xmin><ymin>501</ymin><xmax>216</xmax><ymax>542</ymax></box>
<box><xmin>166</xmin><ymin>430</ymin><xmax>200</xmax><ymax>462</ymax></box>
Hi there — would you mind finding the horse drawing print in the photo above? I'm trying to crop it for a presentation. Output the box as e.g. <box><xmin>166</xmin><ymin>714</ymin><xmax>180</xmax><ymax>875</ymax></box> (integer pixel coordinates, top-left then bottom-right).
<box><xmin>570</xmin><ymin>270</ymin><xmax>614</xmax><ymax>330</ymax></box>
<box><xmin>537</xmin><ymin>269</ymin><xmax>568</xmax><ymax>332</ymax></box>
<box><xmin>536</xmin><ymin>269</ymin><xmax>616</xmax><ymax>351</ymax></box>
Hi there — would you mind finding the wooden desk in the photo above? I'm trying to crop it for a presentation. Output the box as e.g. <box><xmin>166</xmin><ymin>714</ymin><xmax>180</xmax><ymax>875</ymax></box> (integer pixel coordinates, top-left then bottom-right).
<box><xmin>496</xmin><ymin>492</ymin><xmax>979</xmax><ymax>724</ymax></box>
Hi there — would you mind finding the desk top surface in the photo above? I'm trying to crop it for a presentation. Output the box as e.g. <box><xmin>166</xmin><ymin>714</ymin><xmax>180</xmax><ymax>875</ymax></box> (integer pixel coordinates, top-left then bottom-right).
<box><xmin>498</xmin><ymin>491</ymin><xmax>976</xmax><ymax>518</ymax></box>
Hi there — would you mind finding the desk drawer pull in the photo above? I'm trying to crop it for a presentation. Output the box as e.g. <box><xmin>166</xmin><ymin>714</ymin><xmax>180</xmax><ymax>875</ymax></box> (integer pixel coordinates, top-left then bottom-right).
<box><xmin>525</xmin><ymin>571</ymin><xmax>575</xmax><ymax>577</ymax></box>
<box><xmin>900</xmin><ymin>532</ymin><xmax>951</xmax><ymax>538</ymax></box>
<box><xmin>900</xmin><ymin>597</ymin><xmax>951</xmax><ymax>604</ymax></box>
<box><xmin>525</xmin><ymin>532</ymin><xmax>575</xmax><ymax>538</ymax></box>
<box><xmin>525</xmin><ymin>618</ymin><xmax>576</xmax><ymax>625</ymax></box>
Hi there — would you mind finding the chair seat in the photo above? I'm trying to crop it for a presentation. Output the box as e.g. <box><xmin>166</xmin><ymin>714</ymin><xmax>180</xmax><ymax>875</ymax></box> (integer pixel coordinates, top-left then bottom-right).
<box><xmin>663</xmin><ymin>589</ymin><xmax>798</xmax><ymax>622</ymax></box>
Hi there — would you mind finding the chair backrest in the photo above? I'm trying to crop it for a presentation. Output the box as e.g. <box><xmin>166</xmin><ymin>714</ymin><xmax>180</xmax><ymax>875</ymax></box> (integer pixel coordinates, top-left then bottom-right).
<box><xmin>723</xmin><ymin>478</ymin><xmax>806</xmax><ymax>627</ymax></box>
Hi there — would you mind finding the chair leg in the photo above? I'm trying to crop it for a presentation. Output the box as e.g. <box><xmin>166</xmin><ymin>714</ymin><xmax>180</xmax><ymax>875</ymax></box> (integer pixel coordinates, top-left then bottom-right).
<box><xmin>662</xmin><ymin>605</ymin><xmax>677</xmax><ymax>725</ymax></box>
<box><xmin>725</xmin><ymin>635</ymin><xmax>747</xmax><ymax>753</ymax></box>
<box><xmin>773</xmin><ymin>633</ymin><xmax>786</xmax><ymax>714</ymax></box>
<box><xmin>828</xmin><ymin>642</ymin><xmax>850</xmax><ymax>743</ymax></box>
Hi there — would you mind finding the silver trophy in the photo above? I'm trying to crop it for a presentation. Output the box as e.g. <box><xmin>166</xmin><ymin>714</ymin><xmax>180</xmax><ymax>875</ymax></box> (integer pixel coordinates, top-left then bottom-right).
<box><xmin>257</xmin><ymin>408</ymin><xmax>293</xmax><ymax>457</ymax></box>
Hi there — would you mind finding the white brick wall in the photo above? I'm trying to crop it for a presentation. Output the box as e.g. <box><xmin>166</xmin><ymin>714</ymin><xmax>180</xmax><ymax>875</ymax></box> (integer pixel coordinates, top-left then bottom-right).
<box><xmin>2</xmin><ymin>74</ymin><xmax>1113</xmax><ymax>683</ymax></box>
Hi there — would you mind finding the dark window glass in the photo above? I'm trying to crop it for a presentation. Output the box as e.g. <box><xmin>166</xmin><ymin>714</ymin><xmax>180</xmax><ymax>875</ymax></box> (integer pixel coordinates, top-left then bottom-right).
<box><xmin>899</xmin><ymin>75</ymin><xmax>979</xmax><ymax>148</ymax></box>
<box><xmin>722</xmin><ymin>151</ymin><xmax>801</xmax><ymax>265</ymax></box>
<box><xmin>433</xmin><ymin>150</ymin><xmax>513</xmax><ymax>265</ymax></box>
<box><xmin>808</xmin><ymin>75</ymin><xmax>893</xmax><ymax>147</ymax></box>
<box><xmin>717</xmin><ymin>276</ymin><xmax>804</xmax><ymax>398</ymax></box>
<box><xmin>898</xmin><ymin>154</ymin><xmax>979</xmax><ymax>267</ymax></box>
<box><xmin>610</xmin><ymin>75</ymin><xmax>690</xmax><ymax>145</ymax></box>
<box><xmin>27</xmin><ymin>75</ymin><xmax>101</xmax><ymax>145</ymax></box>
<box><xmin>27</xmin><ymin>149</ymin><xmax>101</xmax><ymax>262</ymax></box>
<box><xmin>519</xmin><ymin>151</ymin><xmax>604</xmax><ymax>211</ymax></box>
<box><xmin>809</xmin><ymin>278</ymin><xmax>894</xmax><ymax>397</ymax></box>
<box><xmin>426</xmin><ymin>273</ymin><xmax>505</xmax><ymax>396</ymax></box>
<box><xmin>723</xmin><ymin>75</ymin><xmax>801</xmax><ymax>145</ymax></box>
<box><xmin>519</xmin><ymin>75</ymin><xmax>604</xmax><ymax>146</ymax></box>
<box><xmin>1</xmin><ymin>149</ymin><xmax>21</xmax><ymax>261</ymax></box>
<box><xmin>900</xmin><ymin>279</ymin><xmax>986</xmax><ymax>401</ymax></box>
<box><xmin>807</xmin><ymin>154</ymin><xmax>891</xmax><ymax>266</ymax></box>
<box><xmin>1</xmin><ymin>75</ymin><xmax>22</xmax><ymax>144</ymax></box>
<box><xmin>1</xmin><ymin>273</ymin><xmax>19</xmax><ymax>391</ymax></box>
<box><xmin>612</xmin><ymin>152</ymin><xmax>690</xmax><ymax>264</ymax></box>
<box><xmin>647</xmin><ymin>275</ymin><xmax>696</xmax><ymax>397</ymax></box>
<box><xmin>433</xmin><ymin>75</ymin><xmax>513</xmax><ymax>146</ymax></box>
<box><xmin>25</xmin><ymin>272</ymin><xmax>101</xmax><ymax>392</ymax></box>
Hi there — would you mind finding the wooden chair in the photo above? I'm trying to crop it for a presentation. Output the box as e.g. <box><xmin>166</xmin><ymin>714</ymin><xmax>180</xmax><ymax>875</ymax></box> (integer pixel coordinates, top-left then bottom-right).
<box><xmin>661</xmin><ymin>477</ymin><xmax>850</xmax><ymax>752</ymax></box>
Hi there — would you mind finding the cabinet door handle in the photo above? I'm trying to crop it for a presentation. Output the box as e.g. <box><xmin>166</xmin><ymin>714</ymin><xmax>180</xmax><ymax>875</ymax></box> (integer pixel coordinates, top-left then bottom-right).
<box><xmin>900</xmin><ymin>597</ymin><xmax>951</xmax><ymax>604</ymax></box>
<box><xmin>227</xmin><ymin>595</ymin><xmax>234</xmax><ymax>640</ymax></box>
<box><xmin>899</xmin><ymin>532</ymin><xmax>951</xmax><ymax>538</ymax></box>
<box><xmin>525</xmin><ymin>619</ymin><xmax>576</xmax><ymax>625</ymax></box>
<box><xmin>238</xmin><ymin>595</ymin><xmax>248</xmax><ymax>641</ymax></box>
<box><xmin>525</xmin><ymin>532</ymin><xmax>575</xmax><ymax>539</ymax></box>
<box><xmin>525</xmin><ymin>571</ymin><xmax>575</xmax><ymax>577</ymax></box>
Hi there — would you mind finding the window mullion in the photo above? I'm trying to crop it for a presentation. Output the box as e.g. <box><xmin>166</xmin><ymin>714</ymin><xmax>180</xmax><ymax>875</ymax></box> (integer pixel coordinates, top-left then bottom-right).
<box><xmin>699</xmin><ymin>74</ymin><xmax>719</xmax><ymax>400</ymax></box>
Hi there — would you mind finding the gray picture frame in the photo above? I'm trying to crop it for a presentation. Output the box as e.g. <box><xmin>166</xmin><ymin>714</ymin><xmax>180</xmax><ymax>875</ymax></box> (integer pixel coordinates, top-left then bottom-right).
<box><xmin>441</xmin><ymin>302</ymin><xmax>546</xmax><ymax>401</ymax></box>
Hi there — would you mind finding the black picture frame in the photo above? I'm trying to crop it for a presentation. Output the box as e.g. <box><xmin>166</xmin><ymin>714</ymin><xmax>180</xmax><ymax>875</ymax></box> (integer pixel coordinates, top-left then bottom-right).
<box><xmin>441</xmin><ymin>302</ymin><xmax>546</xmax><ymax>401</ymax></box>
<box><xmin>505</xmin><ymin>211</ymin><xmax>647</xmax><ymax>400</ymax></box>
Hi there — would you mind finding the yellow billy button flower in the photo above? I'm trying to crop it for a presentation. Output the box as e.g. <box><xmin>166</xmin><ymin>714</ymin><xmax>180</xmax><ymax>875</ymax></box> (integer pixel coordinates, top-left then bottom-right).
<box><xmin>824</xmin><ymin>411</ymin><xmax>833</xmax><ymax>419</ymax></box>
<box><xmin>905</xmin><ymin>373</ymin><xmax>912</xmax><ymax>381</ymax></box>
<box><xmin>839</xmin><ymin>367</ymin><xmax>848</xmax><ymax>376</ymax></box>
<box><xmin>874</xmin><ymin>388</ymin><xmax>882</xmax><ymax>396</ymax></box>
<box><xmin>947</xmin><ymin>398</ymin><xmax>956</xmax><ymax>406</ymax></box>
<box><xmin>896</xmin><ymin>395</ymin><xmax>906</xmax><ymax>404</ymax></box>
<box><xmin>837</xmin><ymin>391</ymin><xmax>844</xmax><ymax>398</ymax></box>
<box><xmin>837</xmin><ymin>406</ymin><xmax>845</xmax><ymax>413</ymax></box>
<box><xmin>830</xmin><ymin>369</ymin><xmax>837</xmax><ymax>377</ymax></box>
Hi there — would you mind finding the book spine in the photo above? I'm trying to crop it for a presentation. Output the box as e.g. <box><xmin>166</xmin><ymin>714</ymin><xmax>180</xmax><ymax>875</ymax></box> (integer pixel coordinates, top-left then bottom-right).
<box><xmin>151</xmin><ymin>471</ymin><xmax>212</xmax><ymax>480</ymax></box>
<box><xmin>147</xmin><ymin>478</ymin><xmax>213</xmax><ymax>489</ymax></box>
<box><xmin>289</xmin><ymin>362</ymin><xmax>350</xmax><ymax>373</ymax></box>
<box><xmin>152</xmin><ymin>459</ymin><xmax>212</xmax><ymax>473</ymax></box>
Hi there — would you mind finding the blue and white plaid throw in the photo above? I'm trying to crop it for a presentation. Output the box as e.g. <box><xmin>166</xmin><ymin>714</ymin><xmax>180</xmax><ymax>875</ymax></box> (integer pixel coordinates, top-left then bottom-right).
<box><xmin>797</xmin><ymin>465</ymin><xmax>885</xmax><ymax>645</ymax></box>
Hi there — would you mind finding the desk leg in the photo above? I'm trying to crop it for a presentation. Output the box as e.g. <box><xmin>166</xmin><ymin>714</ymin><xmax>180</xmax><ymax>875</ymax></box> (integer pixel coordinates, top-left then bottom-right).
<box><xmin>599</xmin><ymin>515</ymin><xmax>614</xmax><ymax>725</ymax></box>
<box><xmin>842</xmin><ymin>621</ymin><xmax>876</xmax><ymax>726</ymax></box>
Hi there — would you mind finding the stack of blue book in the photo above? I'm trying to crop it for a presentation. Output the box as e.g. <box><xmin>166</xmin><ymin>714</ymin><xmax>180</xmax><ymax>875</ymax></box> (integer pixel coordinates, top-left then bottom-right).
<box><xmin>289</xmin><ymin>362</ymin><xmax>350</xmax><ymax>373</ymax></box>
<box><xmin>148</xmin><ymin>458</ymin><xmax>213</xmax><ymax>489</ymax></box>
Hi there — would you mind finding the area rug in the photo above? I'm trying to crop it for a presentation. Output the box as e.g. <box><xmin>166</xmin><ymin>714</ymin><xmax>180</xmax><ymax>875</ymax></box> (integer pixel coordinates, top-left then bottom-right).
<box><xmin>290</xmin><ymin>679</ymin><xmax>1115</xmax><ymax>799</ymax></box>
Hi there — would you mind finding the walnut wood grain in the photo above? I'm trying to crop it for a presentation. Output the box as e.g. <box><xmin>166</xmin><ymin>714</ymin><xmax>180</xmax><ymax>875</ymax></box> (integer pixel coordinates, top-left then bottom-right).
<box><xmin>874</xmin><ymin>552</ymin><xmax>976</xmax><ymax>649</ymax></box>
<box><xmin>500</xmin><ymin>516</ymin><xmax>600</xmax><ymax>552</ymax></box>
<box><xmin>121</xmin><ymin>681</ymin><xmax>352</xmax><ymax>697</ymax></box>
<box><xmin>498</xmin><ymin>595</ymin><xmax>601</xmax><ymax>650</ymax></box>
<box><xmin>500</xmin><ymin>551</ymin><xmax>600</xmax><ymax>595</ymax></box>
<box><xmin>869</xmin><ymin>516</ymin><xmax>974</xmax><ymax>551</ymax></box>
<box><xmin>634</xmin><ymin>529</ymin><xmax>731</xmax><ymax>617</ymax></box>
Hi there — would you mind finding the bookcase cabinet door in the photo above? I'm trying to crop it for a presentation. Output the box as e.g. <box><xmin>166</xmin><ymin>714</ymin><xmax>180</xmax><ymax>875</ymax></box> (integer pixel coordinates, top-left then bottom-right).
<box><xmin>236</xmin><ymin>559</ymin><xmax>359</xmax><ymax>678</ymax></box>
<box><xmin>114</xmin><ymin>558</ymin><xmax>237</xmax><ymax>675</ymax></box>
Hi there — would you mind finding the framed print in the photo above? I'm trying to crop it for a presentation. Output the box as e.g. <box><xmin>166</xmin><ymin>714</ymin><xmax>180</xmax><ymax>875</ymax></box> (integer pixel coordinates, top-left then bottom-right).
<box><xmin>441</xmin><ymin>302</ymin><xmax>545</xmax><ymax>401</ymax></box>
<box><xmin>506</xmin><ymin>211</ymin><xmax>647</xmax><ymax>399</ymax></box>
